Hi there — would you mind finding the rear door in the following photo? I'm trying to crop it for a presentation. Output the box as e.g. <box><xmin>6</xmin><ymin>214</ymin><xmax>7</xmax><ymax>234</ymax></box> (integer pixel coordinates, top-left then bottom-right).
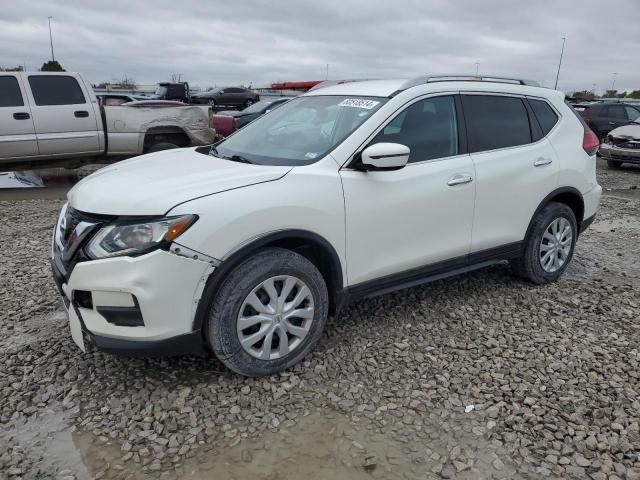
<box><xmin>462</xmin><ymin>94</ymin><xmax>560</xmax><ymax>254</ymax></box>
<box><xmin>601</xmin><ymin>105</ymin><xmax>628</xmax><ymax>135</ymax></box>
<box><xmin>0</xmin><ymin>73</ymin><xmax>39</xmax><ymax>160</ymax></box>
<box><xmin>26</xmin><ymin>74</ymin><xmax>101</xmax><ymax>156</ymax></box>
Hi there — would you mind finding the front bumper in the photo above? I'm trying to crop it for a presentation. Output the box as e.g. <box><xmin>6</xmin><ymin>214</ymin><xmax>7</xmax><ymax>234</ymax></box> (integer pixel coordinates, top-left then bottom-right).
<box><xmin>599</xmin><ymin>143</ymin><xmax>640</xmax><ymax>164</ymax></box>
<box><xmin>51</xmin><ymin>249</ymin><xmax>213</xmax><ymax>356</ymax></box>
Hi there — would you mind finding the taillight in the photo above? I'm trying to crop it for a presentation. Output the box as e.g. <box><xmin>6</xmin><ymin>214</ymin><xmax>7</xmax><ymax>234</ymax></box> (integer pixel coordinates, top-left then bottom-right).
<box><xmin>582</xmin><ymin>127</ymin><xmax>599</xmax><ymax>156</ymax></box>
<box><xmin>232</xmin><ymin>117</ymin><xmax>237</xmax><ymax>131</ymax></box>
<box><xmin>583</xmin><ymin>116</ymin><xmax>592</xmax><ymax>126</ymax></box>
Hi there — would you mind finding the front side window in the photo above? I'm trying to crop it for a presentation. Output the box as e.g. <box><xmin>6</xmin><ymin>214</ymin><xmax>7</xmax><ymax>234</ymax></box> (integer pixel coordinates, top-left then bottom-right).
<box><xmin>370</xmin><ymin>96</ymin><xmax>458</xmax><ymax>163</ymax></box>
<box><xmin>29</xmin><ymin>76</ymin><xmax>86</xmax><ymax>106</ymax></box>
<box><xmin>0</xmin><ymin>76</ymin><xmax>24</xmax><ymax>107</ymax></box>
<box><xmin>462</xmin><ymin>95</ymin><xmax>531</xmax><ymax>153</ymax></box>
<box><xmin>215</xmin><ymin>95</ymin><xmax>386</xmax><ymax>166</ymax></box>
<box><xmin>529</xmin><ymin>99</ymin><xmax>559</xmax><ymax>135</ymax></box>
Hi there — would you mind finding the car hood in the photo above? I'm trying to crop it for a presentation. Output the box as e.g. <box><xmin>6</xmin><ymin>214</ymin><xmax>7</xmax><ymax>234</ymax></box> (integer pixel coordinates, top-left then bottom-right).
<box><xmin>608</xmin><ymin>123</ymin><xmax>640</xmax><ymax>140</ymax></box>
<box><xmin>67</xmin><ymin>148</ymin><xmax>291</xmax><ymax>215</ymax></box>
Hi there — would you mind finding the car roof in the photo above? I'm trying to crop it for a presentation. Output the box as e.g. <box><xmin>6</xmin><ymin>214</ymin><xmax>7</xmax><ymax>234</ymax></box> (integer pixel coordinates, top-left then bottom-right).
<box><xmin>303</xmin><ymin>77</ymin><xmax>556</xmax><ymax>99</ymax></box>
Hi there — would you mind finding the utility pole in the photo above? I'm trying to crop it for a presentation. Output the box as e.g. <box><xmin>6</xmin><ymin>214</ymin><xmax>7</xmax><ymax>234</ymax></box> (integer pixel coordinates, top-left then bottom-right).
<box><xmin>475</xmin><ymin>62</ymin><xmax>479</xmax><ymax>76</ymax></box>
<box><xmin>554</xmin><ymin>37</ymin><xmax>566</xmax><ymax>89</ymax></box>
<box><xmin>611</xmin><ymin>72</ymin><xmax>617</xmax><ymax>91</ymax></box>
<box><xmin>48</xmin><ymin>16</ymin><xmax>55</xmax><ymax>62</ymax></box>
<box><xmin>326</xmin><ymin>64</ymin><xmax>329</xmax><ymax>80</ymax></box>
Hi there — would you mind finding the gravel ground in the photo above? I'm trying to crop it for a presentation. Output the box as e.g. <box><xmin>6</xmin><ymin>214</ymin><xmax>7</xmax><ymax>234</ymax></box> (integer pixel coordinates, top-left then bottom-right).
<box><xmin>1</xmin><ymin>160</ymin><xmax>639</xmax><ymax>480</ymax></box>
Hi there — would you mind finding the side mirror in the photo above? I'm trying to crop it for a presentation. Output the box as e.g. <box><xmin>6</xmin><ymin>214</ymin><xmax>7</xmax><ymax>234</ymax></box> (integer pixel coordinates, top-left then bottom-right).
<box><xmin>360</xmin><ymin>143</ymin><xmax>410</xmax><ymax>171</ymax></box>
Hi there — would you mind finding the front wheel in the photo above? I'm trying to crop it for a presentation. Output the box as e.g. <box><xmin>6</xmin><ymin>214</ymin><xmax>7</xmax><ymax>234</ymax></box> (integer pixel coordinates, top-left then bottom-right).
<box><xmin>244</xmin><ymin>99</ymin><xmax>254</xmax><ymax>109</ymax></box>
<box><xmin>607</xmin><ymin>160</ymin><xmax>622</xmax><ymax>168</ymax></box>
<box><xmin>207</xmin><ymin>248</ymin><xmax>328</xmax><ymax>376</ymax></box>
<box><xmin>511</xmin><ymin>202</ymin><xmax>577</xmax><ymax>284</ymax></box>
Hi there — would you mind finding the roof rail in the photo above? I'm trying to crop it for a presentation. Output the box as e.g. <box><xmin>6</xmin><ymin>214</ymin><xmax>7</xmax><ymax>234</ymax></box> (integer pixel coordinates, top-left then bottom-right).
<box><xmin>398</xmin><ymin>74</ymin><xmax>540</xmax><ymax>91</ymax></box>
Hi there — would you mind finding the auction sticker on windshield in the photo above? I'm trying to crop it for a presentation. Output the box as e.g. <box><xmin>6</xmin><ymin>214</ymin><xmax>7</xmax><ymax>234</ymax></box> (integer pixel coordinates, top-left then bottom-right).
<box><xmin>338</xmin><ymin>98</ymin><xmax>380</xmax><ymax>109</ymax></box>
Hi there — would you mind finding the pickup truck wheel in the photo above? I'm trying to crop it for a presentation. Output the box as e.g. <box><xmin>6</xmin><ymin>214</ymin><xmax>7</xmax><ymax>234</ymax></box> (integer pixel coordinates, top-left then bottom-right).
<box><xmin>207</xmin><ymin>247</ymin><xmax>329</xmax><ymax>377</ymax></box>
<box><xmin>607</xmin><ymin>160</ymin><xmax>622</xmax><ymax>168</ymax></box>
<box><xmin>148</xmin><ymin>142</ymin><xmax>178</xmax><ymax>153</ymax></box>
<box><xmin>511</xmin><ymin>202</ymin><xmax>577</xmax><ymax>285</ymax></box>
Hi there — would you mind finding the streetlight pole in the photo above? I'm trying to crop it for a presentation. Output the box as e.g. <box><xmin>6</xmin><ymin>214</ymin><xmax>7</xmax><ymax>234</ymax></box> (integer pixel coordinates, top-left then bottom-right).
<box><xmin>611</xmin><ymin>73</ymin><xmax>617</xmax><ymax>91</ymax></box>
<box><xmin>475</xmin><ymin>62</ymin><xmax>479</xmax><ymax>76</ymax></box>
<box><xmin>48</xmin><ymin>16</ymin><xmax>55</xmax><ymax>62</ymax></box>
<box><xmin>554</xmin><ymin>37</ymin><xmax>566</xmax><ymax>90</ymax></box>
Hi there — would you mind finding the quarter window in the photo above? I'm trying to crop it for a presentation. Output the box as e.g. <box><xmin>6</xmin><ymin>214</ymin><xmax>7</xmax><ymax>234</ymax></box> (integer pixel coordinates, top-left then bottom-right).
<box><xmin>529</xmin><ymin>99</ymin><xmax>559</xmax><ymax>136</ymax></box>
<box><xmin>462</xmin><ymin>95</ymin><xmax>532</xmax><ymax>153</ymax></box>
<box><xmin>29</xmin><ymin>76</ymin><xmax>86</xmax><ymax>106</ymax></box>
<box><xmin>0</xmin><ymin>76</ymin><xmax>24</xmax><ymax>107</ymax></box>
<box><xmin>624</xmin><ymin>106</ymin><xmax>640</xmax><ymax>121</ymax></box>
<box><xmin>370</xmin><ymin>96</ymin><xmax>458</xmax><ymax>163</ymax></box>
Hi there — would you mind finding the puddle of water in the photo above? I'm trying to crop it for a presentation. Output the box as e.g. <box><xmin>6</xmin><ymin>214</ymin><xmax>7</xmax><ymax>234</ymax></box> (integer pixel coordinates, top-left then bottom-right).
<box><xmin>2</xmin><ymin>407</ymin><xmax>512</xmax><ymax>480</ymax></box>
<box><xmin>590</xmin><ymin>216</ymin><xmax>640</xmax><ymax>233</ymax></box>
<box><xmin>0</xmin><ymin>165</ymin><xmax>106</xmax><ymax>200</ymax></box>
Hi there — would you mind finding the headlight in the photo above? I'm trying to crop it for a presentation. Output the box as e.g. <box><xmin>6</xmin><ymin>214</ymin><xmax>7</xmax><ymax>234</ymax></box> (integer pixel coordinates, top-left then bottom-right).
<box><xmin>86</xmin><ymin>215</ymin><xmax>196</xmax><ymax>259</ymax></box>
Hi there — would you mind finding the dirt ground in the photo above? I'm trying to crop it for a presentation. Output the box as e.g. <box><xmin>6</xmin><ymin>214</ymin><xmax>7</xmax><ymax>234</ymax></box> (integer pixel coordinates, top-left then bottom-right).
<box><xmin>1</xmin><ymin>159</ymin><xmax>639</xmax><ymax>480</ymax></box>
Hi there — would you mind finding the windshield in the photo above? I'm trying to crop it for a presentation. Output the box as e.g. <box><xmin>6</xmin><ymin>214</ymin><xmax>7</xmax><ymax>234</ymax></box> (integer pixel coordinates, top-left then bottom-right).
<box><xmin>214</xmin><ymin>95</ymin><xmax>387</xmax><ymax>165</ymax></box>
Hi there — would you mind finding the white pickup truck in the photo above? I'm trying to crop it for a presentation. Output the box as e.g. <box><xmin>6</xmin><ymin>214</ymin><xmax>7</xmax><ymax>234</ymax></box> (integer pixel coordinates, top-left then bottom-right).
<box><xmin>0</xmin><ymin>72</ymin><xmax>215</xmax><ymax>166</ymax></box>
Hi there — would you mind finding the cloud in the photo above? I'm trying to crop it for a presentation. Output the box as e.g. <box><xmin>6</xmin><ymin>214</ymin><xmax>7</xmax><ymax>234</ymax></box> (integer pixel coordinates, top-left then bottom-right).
<box><xmin>1</xmin><ymin>0</ymin><xmax>639</xmax><ymax>93</ymax></box>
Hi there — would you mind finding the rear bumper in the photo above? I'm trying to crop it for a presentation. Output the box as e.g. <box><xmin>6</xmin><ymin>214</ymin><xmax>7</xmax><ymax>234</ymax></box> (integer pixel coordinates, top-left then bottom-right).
<box><xmin>599</xmin><ymin>144</ymin><xmax>640</xmax><ymax>164</ymax></box>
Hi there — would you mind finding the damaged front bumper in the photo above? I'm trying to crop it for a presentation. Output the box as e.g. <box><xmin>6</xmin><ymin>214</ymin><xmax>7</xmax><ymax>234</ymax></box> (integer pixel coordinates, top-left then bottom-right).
<box><xmin>599</xmin><ymin>139</ymin><xmax>640</xmax><ymax>164</ymax></box>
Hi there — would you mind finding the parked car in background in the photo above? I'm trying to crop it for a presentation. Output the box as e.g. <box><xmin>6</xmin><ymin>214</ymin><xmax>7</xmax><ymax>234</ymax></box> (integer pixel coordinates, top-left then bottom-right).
<box><xmin>95</xmin><ymin>93</ymin><xmax>148</xmax><ymax>106</ymax></box>
<box><xmin>211</xmin><ymin>97</ymin><xmax>291</xmax><ymax>136</ymax></box>
<box><xmin>599</xmin><ymin>122</ymin><xmax>640</xmax><ymax>168</ymax></box>
<box><xmin>191</xmin><ymin>86</ymin><xmax>259</xmax><ymax>109</ymax></box>
<box><xmin>152</xmin><ymin>82</ymin><xmax>191</xmax><ymax>103</ymax></box>
<box><xmin>579</xmin><ymin>103</ymin><xmax>640</xmax><ymax>139</ymax></box>
<box><xmin>51</xmin><ymin>74</ymin><xmax>600</xmax><ymax>376</ymax></box>
<box><xmin>0</xmin><ymin>72</ymin><xmax>215</xmax><ymax>165</ymax></box>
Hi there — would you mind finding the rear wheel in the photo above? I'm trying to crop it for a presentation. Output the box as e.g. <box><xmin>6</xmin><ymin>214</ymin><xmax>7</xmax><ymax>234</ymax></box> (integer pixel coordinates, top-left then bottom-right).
<box><xmin>511</xmin><ymin>202</ymin><xmax>577</xmax><ymax>284</ymax></box>
<box><xmin>607</xmin><ymin>160</ymin><xmax>622</xmax><ymax>168</ymax></box>
<box><xmin>207</xmin><ymin>248</ymin><xmax>328</xmax><ymax>376</ymax></box>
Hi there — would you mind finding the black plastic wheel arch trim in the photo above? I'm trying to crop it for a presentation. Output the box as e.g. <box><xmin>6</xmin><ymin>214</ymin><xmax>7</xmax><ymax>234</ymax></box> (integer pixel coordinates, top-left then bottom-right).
<box><xmin>191</xmin><ymin>229</ymin><xmax>344</xmax><ymax>332</ymax></box>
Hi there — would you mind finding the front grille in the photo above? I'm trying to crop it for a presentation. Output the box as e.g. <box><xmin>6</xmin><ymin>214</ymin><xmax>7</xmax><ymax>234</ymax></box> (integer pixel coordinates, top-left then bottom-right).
<box><xmin>53</xmin><ymin>205</ymin><xmax>113</xmax><ymax>277</ymax></box>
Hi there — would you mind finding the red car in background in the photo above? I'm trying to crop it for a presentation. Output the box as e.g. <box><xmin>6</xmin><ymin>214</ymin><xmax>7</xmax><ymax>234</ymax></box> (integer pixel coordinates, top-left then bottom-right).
<box><xmin>211</xmin><ymin>97</ymin><xmax>291</xmax><ymax>137</ymax></box>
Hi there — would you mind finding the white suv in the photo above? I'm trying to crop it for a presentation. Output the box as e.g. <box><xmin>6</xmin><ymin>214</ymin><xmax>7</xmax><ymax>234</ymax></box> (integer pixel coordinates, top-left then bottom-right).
<box><xmin>52</xmin><ymin>75</ymin><xmax>602</xmax><ymax>376</ymax></box>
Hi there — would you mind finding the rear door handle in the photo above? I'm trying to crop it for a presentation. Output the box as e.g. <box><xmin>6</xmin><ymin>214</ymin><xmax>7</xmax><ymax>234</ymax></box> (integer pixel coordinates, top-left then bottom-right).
<box><xmin>447</xmin><ymin>174</ymin><xmax>473</xmax><ymax>186</ymax></box>
<box><xmin>534</xmin><ymin>157</ymin><xmax>553</xmax><ymax>167</ymax></box>
<box><xmin>74</xmin><ymin>110</ymin><xmax>89</xmax><ymax>118</ymax></box>
<box><xmin>13</xmin><ymin>112</ymin><xmax>30</xmax><ymax>120</ymax></box>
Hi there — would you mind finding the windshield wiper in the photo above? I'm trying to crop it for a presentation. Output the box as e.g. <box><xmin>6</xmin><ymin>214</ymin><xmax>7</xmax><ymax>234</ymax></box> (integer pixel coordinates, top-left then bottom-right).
<box><xmin>225</xmin><ymin>154</ymin><xmax>254</xmax><ymax>164</ymax></box>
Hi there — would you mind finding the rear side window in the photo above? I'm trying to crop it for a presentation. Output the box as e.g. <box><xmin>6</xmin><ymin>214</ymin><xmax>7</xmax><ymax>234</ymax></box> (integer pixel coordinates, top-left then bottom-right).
<box><xmin>529</xmin><ymin>99</ymin><xmax>559</xmax><ymax>136</ymax></box>
<box><xmin>462</xmin><ymin>95</ymin><xmax>531</xmax><ymax>153</ymax></box>
<box><xmin>624</xmin><ymin>106</ymin><xmax>640</xmax><ymax>121</ymax></box>
<box><xmin>0</xmin><ymin>76</ymin><xmax>24</xmax><ymax>107</ymax></box>
<box><xmin>604</xmin><ymin>105</ymin><xmax>627</xmax><ymax>120</ymax></box>
<box><xmin>28</xmin><ymin>75</ymin><xmax>86</xmax><ymax>106</ymax></box>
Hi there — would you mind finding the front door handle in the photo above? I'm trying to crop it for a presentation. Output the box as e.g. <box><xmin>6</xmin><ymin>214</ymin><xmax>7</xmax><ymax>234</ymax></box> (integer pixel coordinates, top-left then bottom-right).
<box><xmin>447</xmin><ymin>174</ymin><xmax>473</xmax><ymax>186</ymax></box>
<box><xmin>74</xmin><ymin>110</ymin><xmax>89</xmax><ymax>118</ymax></box>
<box><xmin>534</xmin><ymin>157</ymin><xmax>553</xmax><ymax>167</ymax></box>
<box><xmin>13</xmin><ymin>112</ymin><xmax>30</xmax><ymax>120</ymax></box>
<box><xmin>609</xmin><ymin>121</ymin><xmax>616</xmax><ymax>125</ymax></box>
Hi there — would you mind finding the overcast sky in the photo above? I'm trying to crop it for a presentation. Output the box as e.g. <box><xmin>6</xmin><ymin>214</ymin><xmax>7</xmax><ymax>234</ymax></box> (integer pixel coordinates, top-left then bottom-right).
<box><xmin>1</xmin><ymin>0</ymin><xmax>639</xmax><ymax>94</ymax></box>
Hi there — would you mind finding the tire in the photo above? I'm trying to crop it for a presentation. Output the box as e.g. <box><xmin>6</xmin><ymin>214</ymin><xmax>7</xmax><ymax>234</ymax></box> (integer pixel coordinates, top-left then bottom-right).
<box><xmin>511</xmin><ymin>202</ymin><xmax>577</xmax><ymax>285</ymax></box>
<box><xmin>207</xmin><ymin>248</ymin><xmax>329</xmax><ymax>376</ymax></box>
<box><xmin>607</xmin><ymin>160</ymin><xmax>622</xmax><ymax>168</ymax></box>
<box><xmin>244</xmin><ymin>99</ymin><xmax>253</xmax><ymax>109</ymax></box>
<box><xmin>148</xmin><ymin>142</ymin><xmax>178</xmax><ymax>153</ymax></box>
<box><xmin>208</xmin><ymin>99</ymin><xmax>216</xmax><ymax>107</ymax></box>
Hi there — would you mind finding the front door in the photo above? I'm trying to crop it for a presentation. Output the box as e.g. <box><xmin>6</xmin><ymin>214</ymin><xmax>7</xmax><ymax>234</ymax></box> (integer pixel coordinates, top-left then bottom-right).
<box><xmin>26</xmin><ymin>74</ymin><xmax>101</xmax><ymax>156</ymax></box>
<box><xmin>0</xmin><ymin>74</ymin><xmax>39</xmax><ymax>160</ymax></box>
<box><xmin>340</xmin><ymin>95</ymin><xmax>475</xmax><ymax>286</ymax></box>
